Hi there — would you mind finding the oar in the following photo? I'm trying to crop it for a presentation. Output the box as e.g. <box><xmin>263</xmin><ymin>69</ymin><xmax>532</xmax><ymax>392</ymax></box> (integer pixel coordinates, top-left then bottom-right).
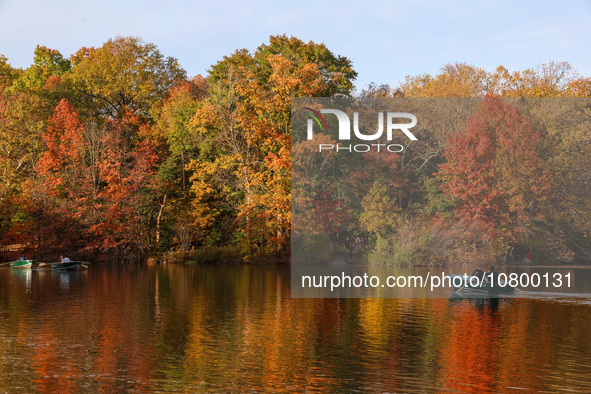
<box><xmin>0</xmin><ymin>261</ymin><xmax>14</xmax><ymax>266</ymax></box>
<box><xmin>81</xmin><ymin>264</ymin><xmax>88</xmax><ymax>269</ymax></box>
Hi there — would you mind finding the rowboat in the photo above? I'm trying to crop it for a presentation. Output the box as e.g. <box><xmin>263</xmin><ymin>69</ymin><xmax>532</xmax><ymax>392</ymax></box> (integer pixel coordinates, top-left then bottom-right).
<box><xmin>10</xmin><ymin>259</ymin><xmax>35</xmax><ymax>269</ymax></box>
<box><xmin>51</xmin><ymin>261</ymin><xmax>84</xmax><ymax>271</ymax></box>
<box><xmin>447</xmin><ymin>274</ymin><xmax>515</xmax><ymax>295</ymax></box>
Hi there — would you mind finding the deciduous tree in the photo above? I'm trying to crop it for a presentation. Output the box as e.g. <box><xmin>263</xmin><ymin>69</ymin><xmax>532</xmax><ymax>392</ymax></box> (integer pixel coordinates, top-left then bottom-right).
<box><xmin>437</xmin><ymin>97</ymin><xmax>550</xmax><ymax>253</ymax></box>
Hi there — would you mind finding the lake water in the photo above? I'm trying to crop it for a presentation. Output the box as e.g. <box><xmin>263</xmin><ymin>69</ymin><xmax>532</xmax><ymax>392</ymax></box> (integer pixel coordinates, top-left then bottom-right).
<box><xmin>1</xmin><ymin>263</ymin><xmax>591</xmax><ymax>392</ymax></box>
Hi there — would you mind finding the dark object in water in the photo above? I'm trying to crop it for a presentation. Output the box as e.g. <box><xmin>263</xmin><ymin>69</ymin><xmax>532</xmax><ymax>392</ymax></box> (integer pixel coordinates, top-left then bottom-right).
<box><xmin>447</xmin><ymin>273</ymin><xmax>515</xmax><ymax>295</ymax></box>
<box><xmin>51</xmin><ymin>261</ymin><xmax>85</xmax><ymax>271</ymax></box>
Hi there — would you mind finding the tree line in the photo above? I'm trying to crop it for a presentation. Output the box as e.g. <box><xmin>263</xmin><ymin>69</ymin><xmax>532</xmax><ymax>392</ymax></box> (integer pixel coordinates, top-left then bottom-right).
<box><xmin>0</xmin><ymin>35</ymin><xmax>589</xmax><ymax>263</ymax></box>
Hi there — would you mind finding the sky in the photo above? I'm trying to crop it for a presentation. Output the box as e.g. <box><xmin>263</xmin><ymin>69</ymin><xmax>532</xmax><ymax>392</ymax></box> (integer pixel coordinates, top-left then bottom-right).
<box><xmin>1</xmin><ymin>0</ymin><xmax>590</xmax><ymax>90</ymax></box>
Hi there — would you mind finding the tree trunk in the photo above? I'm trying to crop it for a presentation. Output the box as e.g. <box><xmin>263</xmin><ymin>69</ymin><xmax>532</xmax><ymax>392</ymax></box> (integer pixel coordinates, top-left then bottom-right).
<box><xmin>156</xmin><ymin>195</ymin><xmax>166</xmax><ymax>245</ymax></box>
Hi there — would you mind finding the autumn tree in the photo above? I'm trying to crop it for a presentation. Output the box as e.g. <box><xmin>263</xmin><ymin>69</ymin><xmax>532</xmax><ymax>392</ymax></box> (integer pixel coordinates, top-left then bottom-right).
<box><xmin>90</xmin><ymin>115</ymin><xmax>160</xmax><ymax>259</ymax></box>
<box><xmin>0</xmin><ymin>47</ymin><xmax>69</xmax><ymax>200</ymax></box>
<box><xmin>523</xmin><ymin>98</ymin><xmax>591</xmax><ymax>261</ymax></box>
<box><xmin>152</xmin><ymin>77</ymin><xmax>208</xmax><ymax>192</ymax></box>
<box><xmin>360</xmin><ymin>181</ymin><xmax>402</xmax><ymax>239</ymax></box>
<box><xmin>13</xmin><ymin>46</ymin><xmax>71</xmax><ymax>92</ymax></box>
<box><xmin>491</xmin><ymin>61</ymin><xmax>578</xmax><ymax>97</ymax></box>
<box><xmin>0</xmin><ymin>55</ymin><xmax>18</xmax><ymax>87</ymax></box>
<box><xmin>436</xmin><ymin>97</ymin><xmax>550</xmax><ymax>254</ymax></box>
<box><xmin>188</xmin><ymin>35</ymin><xmax>357</xmax><ymax>259</ymax></box>
<box><xmin>24</xmin><ymin>99</ymin><xmax>86</xmax><ymax>251</ymax></box>
<box><xmin>401</xmin><ymin>63</ymin><xmax>491</xmax><ymax>97</ymax></box>
<box><xmin>0</xmin><ymin>78</ymin><xmax>50</xmax><ymax>250</ymax></box>
<box><xmin>145</xmin><ymin>77</ymin><xmax>210</xmax><ymax>251</ymax></box>
<box><xmin>69</xmin><ymin>36</ymin><xmax>186</xmax><ymax>120</ymax></box>
<box><xmin>26</xmin><ymin>101</ymin><xmax>161</xmax><ymax>259</ymax></box>
<box><xmin>53</xmin><ymin>37</ymin><xmax>187</xmax><ymax>259</ymax></box>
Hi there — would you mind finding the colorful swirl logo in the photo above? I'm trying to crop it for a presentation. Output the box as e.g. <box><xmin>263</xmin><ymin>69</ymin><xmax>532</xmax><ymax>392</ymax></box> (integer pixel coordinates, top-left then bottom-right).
<box><xmin>304</xmin><ymin>107</ymin><xmax>329</xmax><ymax>132</ymax></box>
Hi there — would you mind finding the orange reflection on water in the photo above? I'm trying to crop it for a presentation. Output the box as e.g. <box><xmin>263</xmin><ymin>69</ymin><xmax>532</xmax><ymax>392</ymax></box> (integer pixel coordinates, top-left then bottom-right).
<box><xmin>2</xmin><ymin>265</ymin><xmax>591</xmax><ymax>392</ymax></box>
<box><xmin>30</xmin><ymin>331</ymin><xmax>79</xmax><ymax>393</ymax></box>
<box><xmin>439</xmin><ymin>301</ymin><xmax>500</xmax><ymax>392</ymax></box>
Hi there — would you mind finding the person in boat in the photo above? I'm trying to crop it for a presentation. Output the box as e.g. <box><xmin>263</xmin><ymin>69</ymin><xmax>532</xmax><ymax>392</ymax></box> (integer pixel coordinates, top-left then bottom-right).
<box><xmin>525</xmin><ymin>249</ymin><xmax>532</xmax><ymax>263</ymax></box>
<box><xmin>471</xmin><ymin>268</ymin><xmax>484</xmax><ymax>280</ymax></box>
<box><xmin>487</xmin><ymin>265</ymin><xmax>497</xmax><ymax>282</ymax></box>
<box><xmin>61</xmin><ymin>256</ymin><xmax>71</xmax><ymax>263</ymax></box>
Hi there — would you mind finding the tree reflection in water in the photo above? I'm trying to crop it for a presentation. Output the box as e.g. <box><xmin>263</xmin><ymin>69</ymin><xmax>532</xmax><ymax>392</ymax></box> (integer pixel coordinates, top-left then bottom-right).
<box><xmin>0</xmin><ymin>264</ymin><xmax>590</xmax><ymax>392</ymax></box>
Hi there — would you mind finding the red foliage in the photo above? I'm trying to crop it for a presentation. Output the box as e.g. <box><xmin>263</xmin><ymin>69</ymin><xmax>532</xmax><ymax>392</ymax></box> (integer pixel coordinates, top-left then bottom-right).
<box><xmin>437</xmin><ymin>97</ymin><xmax>550</xmax><ymax>244</ymax></box>
<box><xmin>37</xmin><ymin>99</ymin><xmax>84</xmax><ymax>181</ymax></box>
<box><xmin>313</xmin><ymin>188</ymin><xmax>348</xmax><ymax>234</ymax></box>
<box><xmin>88</xmin><ymin>115</ymin><xmax>159</xmax><ymax>254</ymax></box>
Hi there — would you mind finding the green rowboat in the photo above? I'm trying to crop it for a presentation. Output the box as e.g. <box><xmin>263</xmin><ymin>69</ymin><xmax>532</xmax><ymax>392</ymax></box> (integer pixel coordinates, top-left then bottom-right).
<box><xmin>10</xmin><ymin>259</ymin><xmax>35</xmax><ymax>269</ymax></box>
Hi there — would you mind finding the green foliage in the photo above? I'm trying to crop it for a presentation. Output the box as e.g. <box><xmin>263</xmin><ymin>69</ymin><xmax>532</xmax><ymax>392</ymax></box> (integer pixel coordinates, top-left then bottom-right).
<box><xmin>421</xmin><ymin>175</ymin><xmax>457</xmax><ymax>216</ymax></box>
<box><xmin>359</xmin><ymin>181</ymin><xmax>401</xmax><ymax>239</ymax></box>
<box><xmin>367</xmin><ymin>233</ymin><xmax>430</xmax><ymax>267</ymax></box>
<box><xmin>10</xmin><ymin>46</ymin><xmax>71</xmax><ymax>92</ymax></box>
<box><xmin>69</xmin><ymin>36</ymin><xmax>187</xmax><ymax>120</ymax></box>
<box><xmin>0</xmin><ymin>55</ymin><xmax>18</xmax><ymax>87</ymax></box>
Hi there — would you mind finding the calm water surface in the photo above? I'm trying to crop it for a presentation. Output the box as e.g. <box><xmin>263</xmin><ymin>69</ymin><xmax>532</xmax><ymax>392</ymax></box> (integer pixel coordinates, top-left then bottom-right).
<box><xmin>1</xmin><ymin>264</ymin><xmax>591</xmax><ymax>392</ymax></box>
